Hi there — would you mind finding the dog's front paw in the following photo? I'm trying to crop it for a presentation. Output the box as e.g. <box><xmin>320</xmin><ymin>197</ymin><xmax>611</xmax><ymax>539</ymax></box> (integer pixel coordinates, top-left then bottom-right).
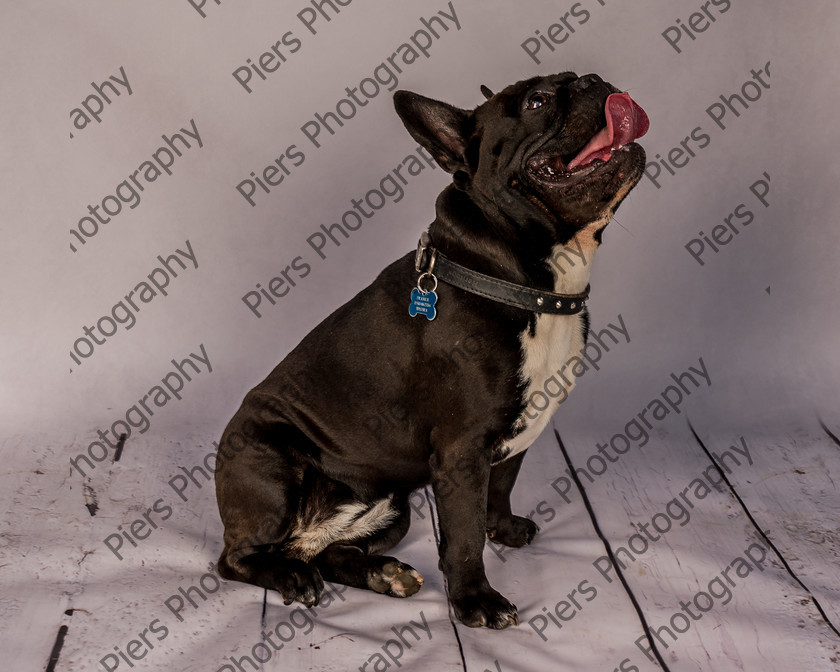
<box><xmin>452</xmin><ymin>589</ymin><xmax>519</xmax><ymax>629</ymax></box>
<box><xmin>487</xmin><ymin>515</ymin><xmax>539</xmax><ymax>547</ymax></box>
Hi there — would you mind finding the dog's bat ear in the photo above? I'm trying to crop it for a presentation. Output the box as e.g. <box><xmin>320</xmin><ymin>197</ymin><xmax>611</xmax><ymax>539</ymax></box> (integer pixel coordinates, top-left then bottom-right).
<box><xmin>480</xmin><ymin>85</ymin><xmax>494</xmax><ymax>100</ymax></box>
<box><xmin>393</xmin><ymin>90</ymin><xmax>473</xmax><ymax>174</ymax></box>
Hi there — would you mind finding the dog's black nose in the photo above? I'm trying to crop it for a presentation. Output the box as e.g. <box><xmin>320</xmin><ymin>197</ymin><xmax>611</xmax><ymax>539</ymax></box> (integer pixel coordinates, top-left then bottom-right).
<box><xmin>571</xmin><ymin>74</ymin><xmax>603</xmax><ymax>91</ymax></box>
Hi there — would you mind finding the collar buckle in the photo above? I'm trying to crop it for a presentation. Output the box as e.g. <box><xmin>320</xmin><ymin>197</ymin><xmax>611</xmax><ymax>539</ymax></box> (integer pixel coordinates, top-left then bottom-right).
<box><xmin>415</xmin><ymin>232</ymin><xmax>432</xmax><ymax>272</ymax></box>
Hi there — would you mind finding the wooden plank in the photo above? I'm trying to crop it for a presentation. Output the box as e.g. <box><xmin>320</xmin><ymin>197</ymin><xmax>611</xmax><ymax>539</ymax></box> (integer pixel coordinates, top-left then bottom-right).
<box><xmin>554</xmin><ymin>413</ymin><xmax>840</xmax><ymax>671</ymax></box>
<box><xmin>0</xmin><ymin>584</ymin><xmax>71</xmax><ymax>672</ymax></box>
<box><xmin>688</xmin><ymin>418</ymin><xmax>840</xmax><ymax>629</ymax></box>
<box><xmin>0</xmin><ymin>436</ymin><xmax>93</xmax><ymax>671</ymax></box>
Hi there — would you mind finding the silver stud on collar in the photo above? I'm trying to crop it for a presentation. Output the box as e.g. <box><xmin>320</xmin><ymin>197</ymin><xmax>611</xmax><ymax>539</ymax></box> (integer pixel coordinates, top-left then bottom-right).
<box><xmin>571</xmin><ymin>302</ymin><xmax>576</xmax><ymax>309</ymax></box>
<box><xmin>536</xmin><ymin>297</ymin><xmax>544</xmax><ymax>306</ymax></box>
<box><xmin>556</xmin><ymin>300</ymin><xmax>563</xmax><ymax>309</ymax></box>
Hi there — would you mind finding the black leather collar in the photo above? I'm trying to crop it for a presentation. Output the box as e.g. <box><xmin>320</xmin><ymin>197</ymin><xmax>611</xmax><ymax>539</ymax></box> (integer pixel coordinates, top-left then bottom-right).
<box><xmin>414</xmin><ymin>233</ymin><xmax>589</xmax><ymax>315</ymax></box>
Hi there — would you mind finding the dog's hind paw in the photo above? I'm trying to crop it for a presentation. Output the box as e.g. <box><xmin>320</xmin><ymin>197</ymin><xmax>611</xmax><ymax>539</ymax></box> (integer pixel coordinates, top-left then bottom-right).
<box><xmin>367</xmin><ymin>560</ymin><xmax>424</xmax><ymax>598</ymax></box>
<box><xmin>486</xmin><ymin>514</ymin><xmax>539</xmax><ymax>547</ymax></box>
<box><xmin>273</xmin><ymin>560</ymin><xmax>325</xmax><ymax>607</ymax></box>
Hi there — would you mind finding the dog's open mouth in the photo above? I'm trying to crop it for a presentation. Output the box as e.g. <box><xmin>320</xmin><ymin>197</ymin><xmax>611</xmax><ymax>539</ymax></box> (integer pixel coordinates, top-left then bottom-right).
<box><xmin>527</xmin><ymin>92</ymin><xmax>649</xmax><ymax>182</ymax></box>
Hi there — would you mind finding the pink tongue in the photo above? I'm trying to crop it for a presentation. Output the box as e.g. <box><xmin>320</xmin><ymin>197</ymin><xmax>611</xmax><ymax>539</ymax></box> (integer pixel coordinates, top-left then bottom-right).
<box><xmin>566</xmin><ymin>93</ymin><xmax>650</xmax><ymax>170</ymax></box>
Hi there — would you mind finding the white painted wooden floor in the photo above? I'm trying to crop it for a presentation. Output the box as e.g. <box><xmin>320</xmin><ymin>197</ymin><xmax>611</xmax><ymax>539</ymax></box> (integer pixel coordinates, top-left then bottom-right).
<box><xmin>4</xmin><ymin>407</ymin><xmax>839</xmax><ymax>672</ymax></box>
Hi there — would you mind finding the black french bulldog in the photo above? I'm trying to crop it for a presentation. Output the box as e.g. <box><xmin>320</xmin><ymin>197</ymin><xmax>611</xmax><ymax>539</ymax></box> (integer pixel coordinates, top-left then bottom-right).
<box><xmin>215</xmin><ymin>72</ymin><xmax>648</xmax><ymax>629</ymax></box>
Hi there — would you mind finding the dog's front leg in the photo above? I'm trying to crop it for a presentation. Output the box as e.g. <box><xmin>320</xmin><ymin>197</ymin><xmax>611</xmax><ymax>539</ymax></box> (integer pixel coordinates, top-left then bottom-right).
<box><xmin>430</xmin><ymin>445</ymin><xmax>519</xmax><ymax>629</ymax></box>
<box><xmin>486</xmin><ymin>451</ymin><xmax>539</xmax><ymax>548</ymax></box>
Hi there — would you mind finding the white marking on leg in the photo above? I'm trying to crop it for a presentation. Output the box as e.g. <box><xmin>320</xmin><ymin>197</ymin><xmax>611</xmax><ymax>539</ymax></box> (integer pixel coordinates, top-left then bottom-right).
<box><xmin>286</xmin><ymin>495</ymin><xmax>399</xmax><ymax>561</ymax></box>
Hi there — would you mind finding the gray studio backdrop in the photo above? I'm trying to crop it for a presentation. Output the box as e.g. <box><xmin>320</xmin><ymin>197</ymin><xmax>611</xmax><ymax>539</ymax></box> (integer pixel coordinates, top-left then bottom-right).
<box><xmin>1</xmin><ymin>0</ymin><xmax>839</xmax><ymax>670</ymax></box>
<box><xmin>4</xmin><ymin>1</ymin><xmax>838</xmax><ymax>444</ymax></box>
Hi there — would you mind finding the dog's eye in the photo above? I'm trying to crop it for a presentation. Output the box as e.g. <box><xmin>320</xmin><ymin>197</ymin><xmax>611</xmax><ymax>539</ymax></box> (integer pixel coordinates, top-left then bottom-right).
<box><xmin>525</xmin><ymin>92</ymin><xmax>551</xmax><ymax>110</ymax></box>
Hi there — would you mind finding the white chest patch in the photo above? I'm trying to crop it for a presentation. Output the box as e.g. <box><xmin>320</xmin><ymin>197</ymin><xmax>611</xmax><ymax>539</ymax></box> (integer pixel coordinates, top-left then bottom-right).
<box><xmin>496</xmin><ymin>233</ymin><xmax>599</xmax><ymax>463</ymax></box>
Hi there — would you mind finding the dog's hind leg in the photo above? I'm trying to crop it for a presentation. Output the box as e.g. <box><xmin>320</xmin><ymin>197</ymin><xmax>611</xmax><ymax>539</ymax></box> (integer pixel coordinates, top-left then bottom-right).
<box><xmin>215</xmin><ymin>422</ymin><xmax>329</xmax><ymax>606</ymax></box>
<box><xmin>218</xmin><ymin>548</ymin><xmax>325</xmax><ymax>607</ymax></box>
<box><xmin>312</xmin><ymin>495</ymin><xmax>424</xmax><ymax>598</ymax></box>
<box><xmin>216</xmin><ymin>480</ymin><xmax>327</xmax><ymax>606</ymax></box>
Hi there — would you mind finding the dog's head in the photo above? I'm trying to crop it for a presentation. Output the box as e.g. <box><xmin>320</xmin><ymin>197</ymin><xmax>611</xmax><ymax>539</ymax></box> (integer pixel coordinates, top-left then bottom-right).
<box><xmin>394</xmin><ymin>72</ymin><xmax>648</xmax><ymax>246</ymax></box>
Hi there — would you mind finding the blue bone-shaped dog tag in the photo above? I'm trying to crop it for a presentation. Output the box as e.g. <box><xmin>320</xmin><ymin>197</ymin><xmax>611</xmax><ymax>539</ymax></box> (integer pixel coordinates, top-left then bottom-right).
<box><xmin>409</xmin><ymin>288</ymin><xmax>437</xmax><ymax>320</ymax></box>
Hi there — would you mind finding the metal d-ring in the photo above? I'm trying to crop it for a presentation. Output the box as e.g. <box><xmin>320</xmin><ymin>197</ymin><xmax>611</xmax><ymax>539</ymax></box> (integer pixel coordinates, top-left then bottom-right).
<box><xmin>417</xmin><ymin>272</ymin><xmax>438</xmax><ymax>294</ymax></box>
<box><xmin>425</xmin><ymin>247</ymin><xmax>437</xmax><ymax>275</ymax></box>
